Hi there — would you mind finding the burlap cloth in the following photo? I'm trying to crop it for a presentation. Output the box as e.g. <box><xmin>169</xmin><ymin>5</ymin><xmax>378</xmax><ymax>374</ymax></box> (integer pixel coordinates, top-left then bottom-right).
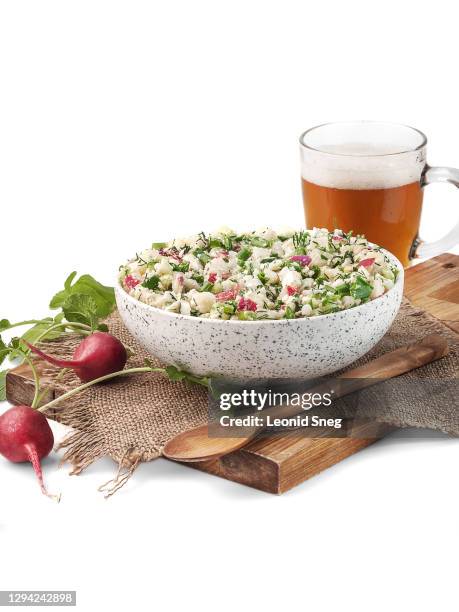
<box><xmin>39</xmin><ymin>299</ymin><xmax>458</xmax><ymax>496</ymax></box>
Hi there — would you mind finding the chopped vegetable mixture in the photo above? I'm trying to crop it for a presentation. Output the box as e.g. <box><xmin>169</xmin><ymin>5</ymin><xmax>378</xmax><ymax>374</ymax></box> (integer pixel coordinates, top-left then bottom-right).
<box><xmin>119</xmin><ymin>228</ymin><xmax>399</xmax><ymax>320</ymax></box>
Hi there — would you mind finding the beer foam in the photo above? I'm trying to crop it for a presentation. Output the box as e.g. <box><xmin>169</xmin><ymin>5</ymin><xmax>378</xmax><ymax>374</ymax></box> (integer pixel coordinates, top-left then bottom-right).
<box><xmin>301</xmin><ymin>144</ymin><xmax>425</xmax><ymax>190</ymax></box>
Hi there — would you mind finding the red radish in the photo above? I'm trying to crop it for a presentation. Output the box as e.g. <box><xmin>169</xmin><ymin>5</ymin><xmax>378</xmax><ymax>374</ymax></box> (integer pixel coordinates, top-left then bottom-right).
<box><xmin>216</xmin><ymin>288</ymin><xmax>238</xmax><ymax>302</ymax></box>
<box><xmin>208</xmin><ymin>272</ymin><xmax>217</xmax><ymax>283</ymax></box>
<box><xmin>26</xmin><ymin>332</ymin><xmax>128</xmax><ymax>383</ymax></box>
<box><xmin>359</xmin><ymin>257</ymin><xmax>375</xmax><ymax>268</ymax></box>
<box><xmin>124</xmin><ymin>275</ymin><xmax>140</xmax><ymax>290</ymax></box>
<box><xmin>290</xmin><ymin>255</ymin><xmax>312</xmax><ymax>266</ymax></box>
<box><xmin>0</xmin><ymin>405</ymin><xmax>58</xmax><ymax>501</ymax></box>
<box><xmin>237</xmin><ymin>297</ymin><xmax>257</xmax><ymax>312</ymax></box>
<box><xmin>332</xmin><ymin>235</ymin><xmax>344</xmax><ymax>241</ymax></box>
<box><xmin>286</xmin><ymin>285</ymin><xmax>297</xmax><ymax>296</ymax></box>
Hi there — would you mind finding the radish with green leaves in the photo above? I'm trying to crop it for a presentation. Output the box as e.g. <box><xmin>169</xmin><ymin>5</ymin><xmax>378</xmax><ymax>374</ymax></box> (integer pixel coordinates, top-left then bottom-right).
<box><xmin>0</xmin><ymin>271</ymin><xmax>118</xmax><ymax>399</ymax></box>
<box><xmin>0</xmin><ymin>270</ymin><xmax>208</xmax><ymax>500</ymax></box>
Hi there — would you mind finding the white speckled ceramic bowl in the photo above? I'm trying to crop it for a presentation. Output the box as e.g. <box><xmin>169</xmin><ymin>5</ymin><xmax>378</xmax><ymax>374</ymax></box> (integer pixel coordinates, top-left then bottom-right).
<box><xmin>115</xmin><ymin>249</ymin><xmax>404</xmax><ymax>379</ymax></box>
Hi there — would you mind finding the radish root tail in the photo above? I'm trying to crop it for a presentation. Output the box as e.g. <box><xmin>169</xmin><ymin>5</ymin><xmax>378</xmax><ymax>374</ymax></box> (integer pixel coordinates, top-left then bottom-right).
<box><xmin>25</xmin><ymin>342</ymin><xmax>81</xmax><ymax>370</ymax></box>
<box><xmin>26</xmin><ymin>445</ymin><xmax>61</xmax><ymax>503</ymax></box>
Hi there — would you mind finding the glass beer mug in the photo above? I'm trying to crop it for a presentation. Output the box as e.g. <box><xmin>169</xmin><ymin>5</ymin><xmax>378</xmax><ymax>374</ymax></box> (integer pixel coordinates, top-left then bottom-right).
<box><xmin>300</xmin><ymin>121</ymin><xmax>459</xmax><ymax>267</ymax></box>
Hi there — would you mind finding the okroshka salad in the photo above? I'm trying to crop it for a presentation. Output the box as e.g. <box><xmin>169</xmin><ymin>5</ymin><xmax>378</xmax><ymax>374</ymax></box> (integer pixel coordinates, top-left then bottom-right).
<box><xmin>118</xmin><ymin>228</ymin><xmax>399</xmax><ymax>321</ymax></box>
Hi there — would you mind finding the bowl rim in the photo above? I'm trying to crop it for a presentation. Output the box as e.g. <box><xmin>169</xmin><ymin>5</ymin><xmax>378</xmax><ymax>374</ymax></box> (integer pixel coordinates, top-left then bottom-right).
<box><xmin>116</xmin><ymin>246</ymin><xmax>404</xmax><ymax>326</ymax></box>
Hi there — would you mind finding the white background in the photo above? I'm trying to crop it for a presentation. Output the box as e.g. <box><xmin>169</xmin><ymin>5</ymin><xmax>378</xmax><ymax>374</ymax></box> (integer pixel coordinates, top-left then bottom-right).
<box><xmin>0</xmin><ymin>1</ymin><xmax>458</xmax><ymax>611</ymax></box>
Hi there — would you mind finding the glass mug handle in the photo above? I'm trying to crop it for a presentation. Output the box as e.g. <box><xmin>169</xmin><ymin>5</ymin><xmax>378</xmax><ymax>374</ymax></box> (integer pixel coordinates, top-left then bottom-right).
<box><xmin>414</xmin><ymin>166</ymin><xmax>459</xmax><ymax>259</ymax></box>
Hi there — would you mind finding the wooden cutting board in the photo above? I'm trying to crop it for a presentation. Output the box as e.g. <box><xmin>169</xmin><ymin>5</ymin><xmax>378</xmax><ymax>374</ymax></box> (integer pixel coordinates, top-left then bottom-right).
<box><xmin>6</xmin><ymin>254</ymin><xmax>459</xmax><ymax>494</ymax></box>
